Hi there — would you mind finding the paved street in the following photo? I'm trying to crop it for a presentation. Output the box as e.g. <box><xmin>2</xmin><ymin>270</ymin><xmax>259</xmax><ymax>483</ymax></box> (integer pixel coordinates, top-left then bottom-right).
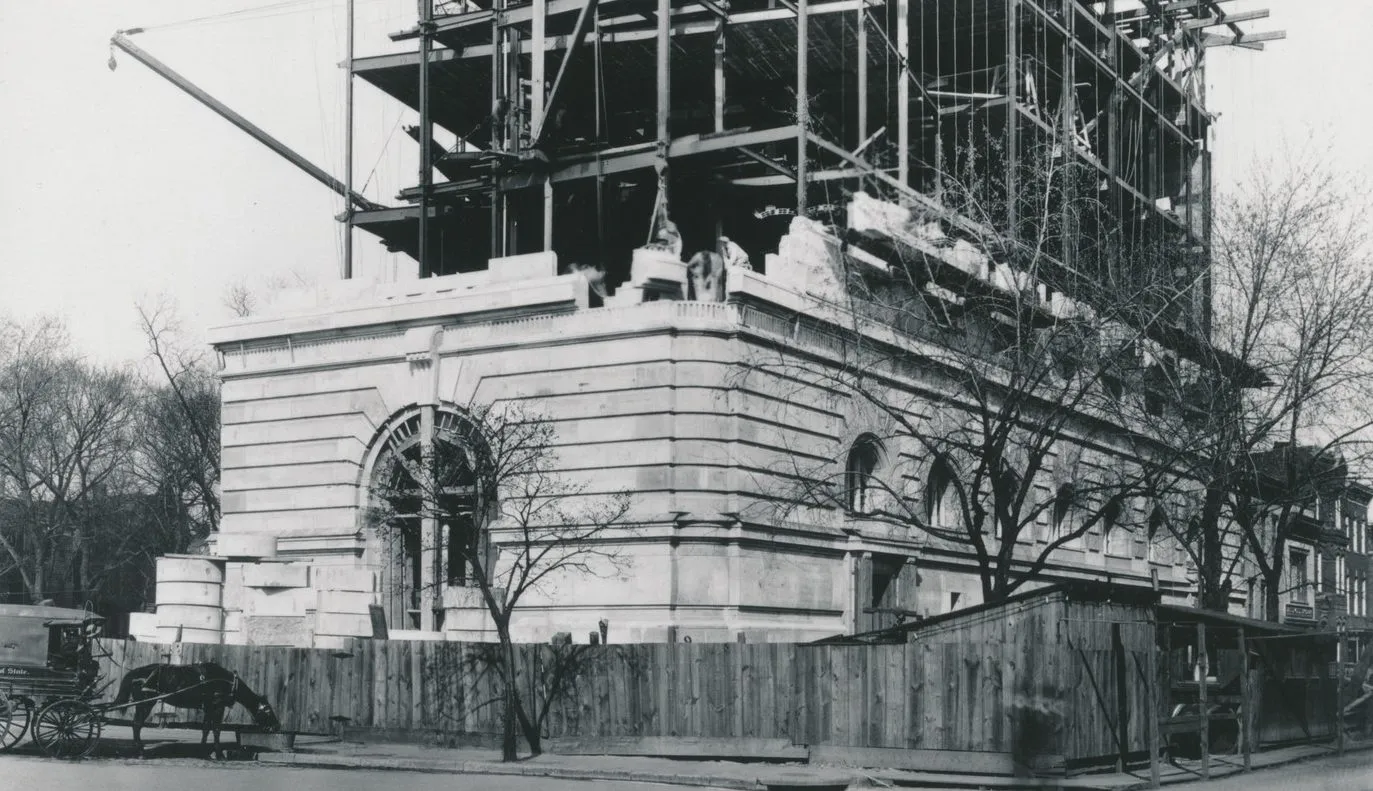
<box><xmin>1167</xmin><ymin>749</ymin><xmax>1373</xmax><ymax>791</ymax></box>
<box><xmin>2</xmin><ymin>754</ymin><xmax>716</xmax><ymax>791</ymax></box>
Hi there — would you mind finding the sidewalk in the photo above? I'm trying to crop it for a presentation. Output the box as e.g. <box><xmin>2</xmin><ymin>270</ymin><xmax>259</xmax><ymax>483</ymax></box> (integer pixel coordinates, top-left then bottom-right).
<box><xmin>250</xmin><ymin>736</ymin><xmax>1373</xmax><ymax>790</ymax></box>
<box><xmin>97</xmin><ymin>724</ymin><xmax>1373</xmax><ymax>790</ymax></box>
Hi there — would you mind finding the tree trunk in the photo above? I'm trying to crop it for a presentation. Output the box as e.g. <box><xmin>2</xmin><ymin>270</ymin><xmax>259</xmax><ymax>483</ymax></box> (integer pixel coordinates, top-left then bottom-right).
<box><xmin>497</xmin><ymin>625</ymin><xmax>520</xmax><ymax>762</ymax></box>
<box><xmin>1264</xmin><ymin>571</ymin><xmax>1282</xmax><ymax>623</ymax></box>
<box><xmin>1198</xmin><ymin>483</ymin><xmax>1229</xmax><ymax>612</ymax></box>
<box><xmin>31</xmin><ymin>541</ymin><xmax>45</xmax><ymax>603</ymax></box>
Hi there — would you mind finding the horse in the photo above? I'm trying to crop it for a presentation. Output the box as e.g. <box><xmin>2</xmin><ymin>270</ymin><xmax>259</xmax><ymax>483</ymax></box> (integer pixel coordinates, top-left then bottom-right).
<box><xmin>112</xmin><ymin>661</ymin><xmax>280</xmax><ymax>758</ymax></box>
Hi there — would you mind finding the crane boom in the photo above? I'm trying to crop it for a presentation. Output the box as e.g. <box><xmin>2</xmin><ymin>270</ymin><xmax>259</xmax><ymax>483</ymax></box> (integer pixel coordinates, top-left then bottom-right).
<box><xmin>110</xmin><ymin>31</ymin><xmax>382</xmax><ymax>212</ymax></box>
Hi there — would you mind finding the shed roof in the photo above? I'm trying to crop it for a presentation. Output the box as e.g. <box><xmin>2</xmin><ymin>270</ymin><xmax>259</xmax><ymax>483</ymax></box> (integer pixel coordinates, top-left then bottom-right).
<box><xmin>812</xmin><ymin>579</ymin><xmax>1160</xmax><ymax>645</ymax></box>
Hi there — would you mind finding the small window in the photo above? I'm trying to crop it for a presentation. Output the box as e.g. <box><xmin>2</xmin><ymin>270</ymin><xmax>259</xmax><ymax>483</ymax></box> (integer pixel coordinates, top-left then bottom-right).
<box><xmin>1288</xmin><ymin>549</ymin><xmax>1309</xmax><ymax>604</ymax></box>
<box><xmin>845</xmin><ymin>435</ymin><xmax>883</xmax><ymax>514</ymax></box>
<box><xmin>926</xmin><ymin>456</ymin><xmax>959</xmax><ymax>528</ymax></box>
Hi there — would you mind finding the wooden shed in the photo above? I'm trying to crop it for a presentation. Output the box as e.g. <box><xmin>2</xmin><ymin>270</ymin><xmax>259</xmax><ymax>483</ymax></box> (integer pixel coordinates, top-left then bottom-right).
<box><xmin>825</xmin><ymin>580</ymin><xmax>1162</xmax><ymax>770</ymax></box>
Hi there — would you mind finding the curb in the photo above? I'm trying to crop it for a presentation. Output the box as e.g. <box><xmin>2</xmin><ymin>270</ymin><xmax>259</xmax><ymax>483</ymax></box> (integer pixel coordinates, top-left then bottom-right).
<box><xmin>256</xmin><ymin>752</ymin><xmax>769</xmax><ymax>789</ymax></box>
<box><xmin>1116</xmin><ymin>741</ymin><xmax>1373</xmax><ymax>791</ymax></box>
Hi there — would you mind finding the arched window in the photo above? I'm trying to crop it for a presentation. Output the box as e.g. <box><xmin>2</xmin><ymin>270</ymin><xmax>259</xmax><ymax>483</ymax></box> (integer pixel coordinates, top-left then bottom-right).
<box><xmin>845</xmin><ymin>435</ymin><xmax>884</xmax><ymax>514</ymax></box>
<box><xmin>925</xmin><ymin>456</ymin><xmax>959</xmax><ymax>527</ymax></box>
<box><xmin>368</xmin><ymin>407</ymin><xmax>491</xmax><ymax>629</ymax></box>
<box><xmin>1052</xmin><ymin>483</ymin><xmax>1082</xmax><ymax>548</ymax></box>
<box><xmin>1147</xmin><ymin>504</ymin><xmax>1168</xmax><ymax>563</ymax></box>
<box><xmin>1103</xmin><ymin>498</ymin><xmax>1129</xmax><ymax>556</ymax></box>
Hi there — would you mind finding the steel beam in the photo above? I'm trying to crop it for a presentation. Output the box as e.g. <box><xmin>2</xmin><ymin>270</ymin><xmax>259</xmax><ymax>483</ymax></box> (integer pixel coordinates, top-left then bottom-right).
<box><xmin>111</xmin><ymin>32</ymin><xmax>381</xmax><ymax>212</ymax></box>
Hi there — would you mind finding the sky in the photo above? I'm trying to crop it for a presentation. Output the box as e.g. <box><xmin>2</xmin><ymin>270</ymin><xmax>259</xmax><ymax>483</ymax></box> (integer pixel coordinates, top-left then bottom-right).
<box><xmin>0</xmin><ymin>0</ymin><xmax>1368</xmax><ymax>365</ymax></box>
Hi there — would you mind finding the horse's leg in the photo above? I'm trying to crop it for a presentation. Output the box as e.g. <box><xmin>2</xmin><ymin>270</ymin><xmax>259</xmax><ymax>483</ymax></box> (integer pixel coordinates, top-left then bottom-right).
<box><xmin>213</xmin><ymin>710</ymin><xmax>223</xmax><ymax>760</ymax></box>
<box><xmin>132</xmin><ymin>700</ymin><xmax>154</xmax><ymax>757</ymax></box>
<box><xmin>201</xmin><ymin>705</ymin><xmax>221</xmax><ymax>759</ymax></box>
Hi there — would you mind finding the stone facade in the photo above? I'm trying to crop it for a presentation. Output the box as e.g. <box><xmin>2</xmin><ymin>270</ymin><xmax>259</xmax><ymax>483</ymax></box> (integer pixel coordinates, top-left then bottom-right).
<box><xmin>138</xmin><ymin>210</ymin><xmax>1206</xmax><ymax>648</ymax></box>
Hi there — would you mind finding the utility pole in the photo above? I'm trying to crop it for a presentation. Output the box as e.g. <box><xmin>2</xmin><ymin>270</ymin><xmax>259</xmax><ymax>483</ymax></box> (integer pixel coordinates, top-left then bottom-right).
<box><xmin>344</xmin><ymin>0</ymin><xmax>356</xmax><ymax>279</ymax></box>
<box><xmin>417</xmin><ymin>0</ymin><xmax>434</xmax><ymax>278</ymax></box>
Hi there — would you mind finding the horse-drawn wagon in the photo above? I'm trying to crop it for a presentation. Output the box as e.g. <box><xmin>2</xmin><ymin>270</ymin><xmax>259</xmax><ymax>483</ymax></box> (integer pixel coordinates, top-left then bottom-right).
<box><xmin>1</xmin><ymin>603</ymin><xmax>280</xmax><ymax>758</ymax></box>
<box><xmin>0</xmin><ymin>603</ymin><xmax>106</xmax><ymax>757</ymax></box>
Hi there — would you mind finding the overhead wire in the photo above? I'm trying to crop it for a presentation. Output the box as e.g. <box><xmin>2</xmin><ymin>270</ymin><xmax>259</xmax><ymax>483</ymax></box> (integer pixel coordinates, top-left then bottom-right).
<box><xmin>137</xmin><ymin>0</ymin><xmax>389</xmax><ymax>34</ymax></box>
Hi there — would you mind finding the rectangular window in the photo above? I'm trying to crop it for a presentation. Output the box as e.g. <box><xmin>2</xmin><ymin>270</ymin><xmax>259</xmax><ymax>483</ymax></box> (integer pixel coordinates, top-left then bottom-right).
<box><xmin>1289</xmin><ymin>549</ymin><xmax>1309</xmax><ymax>604</ymax></box>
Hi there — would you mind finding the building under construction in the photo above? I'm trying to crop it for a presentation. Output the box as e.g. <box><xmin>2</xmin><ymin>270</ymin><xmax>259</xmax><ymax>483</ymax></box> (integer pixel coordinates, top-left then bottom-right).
<box><xmin>347</xmin><ymin>1</ymin><xmax>1271</xmax><ymax>316</ymax></box>
<box><xmin>113</xmin><ymin>1</ymin><xmax>1283</xmax><ymax>646</ymax></box>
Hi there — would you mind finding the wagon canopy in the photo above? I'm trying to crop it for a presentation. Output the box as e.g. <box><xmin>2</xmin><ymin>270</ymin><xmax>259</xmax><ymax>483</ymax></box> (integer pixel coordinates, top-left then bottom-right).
<box><xmin>0</xmin><ymin>604</ymin><xmax>104</xmax><ymax>668</ymax></box>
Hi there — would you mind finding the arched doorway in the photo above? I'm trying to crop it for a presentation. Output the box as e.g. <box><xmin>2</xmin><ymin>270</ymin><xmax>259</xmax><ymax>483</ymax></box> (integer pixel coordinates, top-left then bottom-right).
<box><xmin>367</xmin><ymin>406</ymin><xmax>490</xmax><ymax>630</ymax></box>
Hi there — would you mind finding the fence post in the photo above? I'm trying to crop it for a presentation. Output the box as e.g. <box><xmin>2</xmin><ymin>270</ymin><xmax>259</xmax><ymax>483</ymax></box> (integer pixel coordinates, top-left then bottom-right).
<box><xmin>1337</xmin><ymin>625</ymin><xmax>1346</xmax><ymax>757</ymax></box>
<box><xmin>1198</xmin><ymin>622</ymin><xmax>1209</xmax><ymax>780</ymax></box>
<box><xmin>1147</xmin><ymin>617</ymin><xmax>1161</xmax><ymax>789</ymax></box>
<box><xmin>1240</xmin><ymin>627</ymin><xmax>1251</xmax><ymax>772</ymax></box>
<box><xmin>1112</xmin><ymin>623</ymin><xmax>1129</xmax><ymax>773</ymax></box>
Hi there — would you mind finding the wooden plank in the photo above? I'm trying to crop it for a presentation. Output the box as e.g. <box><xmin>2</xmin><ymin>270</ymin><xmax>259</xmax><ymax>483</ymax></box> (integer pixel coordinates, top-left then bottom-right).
<box><xmin>830</xmin><ymin>646</ymin><xmax>850</xmax><ymax>746</ymax></box>
<box><xmin>549</xmin><ymin>735</ymin><xmax>807</xmax><ymax>759</ymax></box>
<box><xmin>372</xmin><ymin>640</ymin><xmax>387</xmax><ymax>730</ymax></box>
<box><xmin>851</xmin><ymin>645</ymin><xmax>866</xmax><ymax>747</ymax></box>
<box><xmin>1113</xmin><ymin>623</ymin><xmax>1130</xmax><ymax>770</ymax></box>
<box><xmin>807</xmin><ymin>745</ymin><xmax>1018</xmax><ymax>774</ymax></box>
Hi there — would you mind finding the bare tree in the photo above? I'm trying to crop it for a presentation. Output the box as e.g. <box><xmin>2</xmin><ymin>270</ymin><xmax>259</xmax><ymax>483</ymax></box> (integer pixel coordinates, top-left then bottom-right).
<box><xmin>135</xmin><ymin>302</ymin><xmax>221</xmax><ymax>538</ymax></box>
<box><xmin>1152</xmin><ymin>159</ymin><xmax>1373</xmax><ymax>616</ymax></box>
<box><xmin>0</xmin><ymin>317</ymin><xmax>142</xmax><ymax>606</ymax></box>
<box><xmin>0</xmin><ymin>316</ymin><xmax>71</xmax><ymax>600</ymax></box>
<box><xmin>747</xmin><ymin>138</ymin><xmax>1199</xmax><ymax>606</ymax></box>
<box><xmin>222</xmin><ymin>269</ymin><xmax>318</xmax><ymax>318</ymax></box>
<box><xmin>367</xmin><ymin>403</ymin><xmax>630</xmax><ymax>760</ymax></box>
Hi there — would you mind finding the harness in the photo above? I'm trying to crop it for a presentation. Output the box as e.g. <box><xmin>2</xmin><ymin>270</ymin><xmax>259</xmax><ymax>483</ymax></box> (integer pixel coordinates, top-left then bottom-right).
<box><xmin>138</xmin><ymin>664</ymin><xmax>239</xmax><ymax>705</ymax></box>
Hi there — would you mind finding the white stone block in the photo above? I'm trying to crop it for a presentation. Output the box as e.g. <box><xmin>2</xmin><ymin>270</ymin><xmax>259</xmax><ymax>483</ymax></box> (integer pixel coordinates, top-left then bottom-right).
<box><xmin>629</xmin><ymin>248</ymin><xmax>687</xmax><ymax>292</ymax></box>
<box><xmin>244</xmin><ymin>586</ymin><xmax>315</xmax><ymax>617</ymax></box>
<box><xmin>311</xmin><ymin>635</ymin><xmax>355</xmax><ymax>651</ymax></box>
<box><xmin>241</xmin><ymin>562</ymin><xmax>309</xmax><ymax>589</ymax></box>
<box><xmin>155</xmin><ymin>626</ymin><xmax>222</xmax><ymax>645</ymax></box>
<box><xmin>848</xmin><ymin>191</ymin><xmax>911</xmax><ymax>238</ymax></box>
<box><xmin>313</xmin><ymin>566</ymin><xmax>376</xmax><ymax>592</ymax></box>
<box><xmin>128</xmin><ymin>612</ymin><xmax>160</xmax><ymax>642</ymax></box>
<box><xmin>387</xmin><ymin>628</ymin><xmax>453</xmax><ymax>642</ymax></box>
<box><xmin>440</xmin><ymin>585</ymin><xmax>486</xmax><ymax>609</ymax></box>
<box><xmin>213</xmin><ymin>533</ymin><xmax>279</xmax><ymax>559</ymax></box>
<box><xmin>316</xmin><ymin>590</ymin><xmax>377</xmax><ymax>614</ymax></box>
<box><xmin>603</xmin><ymin>286</ymin><xmax>646</xmax><ymax>307</ymax></box>
<box><xmin>314</xmin><ymin>612</ymin><xmax>374</xmax><ymax>637</ymax></box>
<box><xmin>157</xmin><ymin>556</ymin><xmax>224</xmax><ymax>584</ymax></box>
<box><xmin>489</xmin><ymin>251</ymin><xmax>558</xmax><ymax>283</ymax></box>
<box><xmin>243</xmin><ymin>615</ymin><xmax>312</xmax><ymax>647</ymax></box>
<box><xmin>157</xmin><ymin>604</ymin><xmax>223</xmax><ymax>631</ymax></box>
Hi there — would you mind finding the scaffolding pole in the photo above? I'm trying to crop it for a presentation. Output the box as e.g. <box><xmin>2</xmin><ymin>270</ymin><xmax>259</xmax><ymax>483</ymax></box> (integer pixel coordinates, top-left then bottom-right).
<box><xmin>344</xmin><ymin>0</ymin><xmax>356</xmax><ymax>279</ymax></box>
<box><xmin>896</xmin><ymin>0</ymin><xmax>908</xmax><ymax>189</ymax></box>
<box><xmin>417</xmin><ymin>0</ymin><xmax>433</xmax><ymax>277</ymax></box>
<box><xmin>533</xmin><ymin>0</ymin><xmax>551</xmax><ymax>250</ymax></box>
<box><xmin>796</xmin><ymin>0</ymin><xmax>808</xmax><ymax>216</ymax></box>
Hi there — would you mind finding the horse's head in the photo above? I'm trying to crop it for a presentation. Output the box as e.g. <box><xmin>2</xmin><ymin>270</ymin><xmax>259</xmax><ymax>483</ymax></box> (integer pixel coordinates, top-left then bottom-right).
<box><xmin>251</xmin><ymin>700</ymin><xmax>281</xmax><ymax>732</ymax></box>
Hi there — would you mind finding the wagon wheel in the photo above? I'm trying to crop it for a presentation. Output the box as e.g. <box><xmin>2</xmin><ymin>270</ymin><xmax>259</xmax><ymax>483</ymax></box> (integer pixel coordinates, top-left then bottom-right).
<box><xmin>0</xmin><ymin>690</ymin><xmax>32</xmax><ymax>751</ymax></box>
<box><xmin>32</xmin><ymin>699</ymin><xmax>101</xmax><ymax>758</ymax></box>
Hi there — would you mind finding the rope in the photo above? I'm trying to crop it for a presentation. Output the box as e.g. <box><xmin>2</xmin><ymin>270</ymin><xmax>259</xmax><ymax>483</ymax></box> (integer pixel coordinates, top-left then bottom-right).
<box><xmin>137</xmin><ymin>0</ymin><xmax>349</xmax><ymax>33</ymax></box>
<box><xmin>362</xmin><ymin>113</ymin><xmax>406</xmax><ymax>195</ymax></box>
<box><xmin>96</xmin><ymin>677</ymin><xmax>229</xmax><ymax>713</ymax></box>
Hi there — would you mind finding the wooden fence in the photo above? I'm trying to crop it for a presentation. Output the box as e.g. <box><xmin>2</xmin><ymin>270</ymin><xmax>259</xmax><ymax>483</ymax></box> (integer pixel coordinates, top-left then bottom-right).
<box><xmin>97</xmin><ymin>635</ymin><xmax>1120</xmax><ymax>761</ymax></box>
<box><xmin>92</xmin><ymin>588</ymin><xmax>1345</xmax><ymax>766</ymax></box>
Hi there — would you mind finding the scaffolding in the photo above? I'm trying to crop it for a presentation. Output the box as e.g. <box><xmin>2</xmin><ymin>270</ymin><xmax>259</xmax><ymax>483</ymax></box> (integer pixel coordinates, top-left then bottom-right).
<box><xmin>343</xmin><ymin>0</ymin><xmax>1278</xmax><ymax>322</ymax></box>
